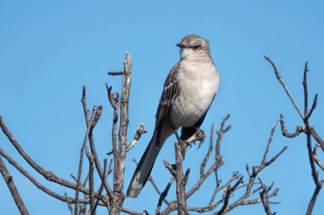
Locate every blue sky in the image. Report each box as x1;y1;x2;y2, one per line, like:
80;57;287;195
1;1;323;214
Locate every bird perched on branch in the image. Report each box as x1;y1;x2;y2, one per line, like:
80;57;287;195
127;34;220;197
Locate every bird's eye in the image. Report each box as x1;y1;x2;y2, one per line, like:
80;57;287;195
192;45;200;50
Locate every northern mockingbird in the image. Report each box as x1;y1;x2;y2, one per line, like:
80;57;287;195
127;34;219;197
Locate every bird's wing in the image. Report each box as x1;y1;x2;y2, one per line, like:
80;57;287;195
154;63;179;145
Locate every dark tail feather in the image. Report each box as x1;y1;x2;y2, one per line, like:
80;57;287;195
127;119;174;197
127;138;159;197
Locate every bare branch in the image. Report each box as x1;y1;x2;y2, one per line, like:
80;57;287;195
307;178;323;215
216;176;244;215
185;115;230;200
0;156;29;215
307;94;318;120
313;144;324;171
217;121;285;214
87;106;113;200
65;193;74;215
264;56;304;119
279;114;305;138
163;160;176;177
216;114;231;167
174;142;187;215
305;125;323;214
127;123;147;152
148;174;171;206
303;61;309;116
108;71;124;76
259;179;277;215
301;60;323;214
262;121;278;164
88;153;95;214
75;89;95;214
0;148;95;205
106;83;119;157
253;121;287;173
259;121;288;169
110;51;132;214
81;85;90;126
155;177;174;215
200;124;214;176
91;159;108;214
0;117;90;193
310;126;324;151
266;57;323;214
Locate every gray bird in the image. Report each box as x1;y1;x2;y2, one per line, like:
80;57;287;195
127;34;220;197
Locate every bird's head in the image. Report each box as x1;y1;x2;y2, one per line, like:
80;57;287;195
176;34;210;60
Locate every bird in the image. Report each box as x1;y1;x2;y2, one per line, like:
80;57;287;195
127;34;220;198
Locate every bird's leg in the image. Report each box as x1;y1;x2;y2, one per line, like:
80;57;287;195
195;127;205;149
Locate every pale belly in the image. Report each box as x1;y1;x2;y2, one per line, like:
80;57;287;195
170;71;219;128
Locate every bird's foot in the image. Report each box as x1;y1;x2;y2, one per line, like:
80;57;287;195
184;127;205;148
179;128;205;157
195;127;205;149
174;127;206;158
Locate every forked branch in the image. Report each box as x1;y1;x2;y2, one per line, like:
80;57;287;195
265;56;323;215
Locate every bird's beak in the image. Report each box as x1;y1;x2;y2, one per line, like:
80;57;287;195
176;43;183;48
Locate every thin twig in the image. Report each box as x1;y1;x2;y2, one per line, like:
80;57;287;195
155;177;174;215
262;121;278;164
127;123;147;152
91;159;108;214
310;126;324;151
88;153;95;215
200;124;214;176
108;71;124;76
264;56;304;119
106;83;119;157
65;193;74;215
307;94;318;120
303;61;309;117
305;124;322;214
81;85;90;126
75;89;94;214
148;174;171;206
313;144;324;171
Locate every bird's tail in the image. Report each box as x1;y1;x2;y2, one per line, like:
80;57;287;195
127;119;174;198
127;137;160;197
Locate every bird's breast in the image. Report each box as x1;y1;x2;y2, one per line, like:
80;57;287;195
170;61;219;128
